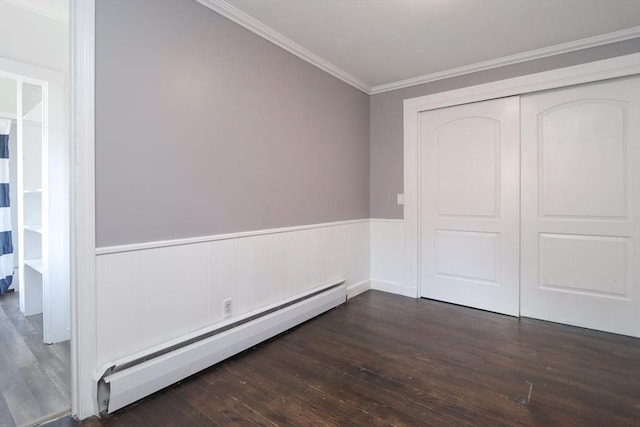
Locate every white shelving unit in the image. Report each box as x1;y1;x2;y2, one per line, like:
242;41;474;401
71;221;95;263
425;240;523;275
24;259;43;274
5;62;69;345
18;83;45;317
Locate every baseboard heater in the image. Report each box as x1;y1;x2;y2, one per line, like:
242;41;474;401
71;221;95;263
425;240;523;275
97;280;346;414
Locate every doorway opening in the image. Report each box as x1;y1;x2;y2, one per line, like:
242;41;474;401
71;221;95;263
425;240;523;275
0;1;71;424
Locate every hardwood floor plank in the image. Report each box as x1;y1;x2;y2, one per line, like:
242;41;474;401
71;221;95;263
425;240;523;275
0;291;71;427
19;364;68;415
278;323;503;426
0;367;46;426
244;338;434;426
1;302;38;338
0;318;38;368
218;347;393;426
175;374;277;426
0;299;8;323
0;389;17;427
168;379;248;426
22;332;72;399
124;389;213;427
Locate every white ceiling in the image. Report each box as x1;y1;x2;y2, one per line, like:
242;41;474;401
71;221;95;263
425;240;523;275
223;0;640;89
2;0;68;23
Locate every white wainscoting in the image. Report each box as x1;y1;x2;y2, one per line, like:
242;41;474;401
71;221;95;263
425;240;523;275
95;219;370;367
370;219;415;298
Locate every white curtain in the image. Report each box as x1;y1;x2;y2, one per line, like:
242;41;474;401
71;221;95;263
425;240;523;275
0;118;14;294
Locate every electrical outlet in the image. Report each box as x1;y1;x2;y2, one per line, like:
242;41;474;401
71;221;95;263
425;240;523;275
397;193;405;205
223;298;233;318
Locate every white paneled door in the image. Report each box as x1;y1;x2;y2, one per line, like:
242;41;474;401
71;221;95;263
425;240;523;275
419;97;520;316
521;76;640;337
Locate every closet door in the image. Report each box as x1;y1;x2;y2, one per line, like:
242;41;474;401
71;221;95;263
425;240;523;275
419;97;520;316
521;76;640;337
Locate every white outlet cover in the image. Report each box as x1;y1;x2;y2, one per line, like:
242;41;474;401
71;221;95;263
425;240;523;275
223;298;233;318
397;194;404;205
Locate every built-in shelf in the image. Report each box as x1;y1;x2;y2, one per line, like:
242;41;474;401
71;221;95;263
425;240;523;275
24;225;42;234
23;101;42;123
24;259;43;275
20;83;45;318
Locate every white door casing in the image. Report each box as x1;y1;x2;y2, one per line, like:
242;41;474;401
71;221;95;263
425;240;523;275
419;97;520;316
520;76;640;337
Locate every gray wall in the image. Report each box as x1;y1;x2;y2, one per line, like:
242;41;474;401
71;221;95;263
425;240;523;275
370;38;640;219
96;0;370;247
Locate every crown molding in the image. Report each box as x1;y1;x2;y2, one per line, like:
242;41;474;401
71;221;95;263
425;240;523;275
371;26;640;94
192;1;639;97
195;0;371;94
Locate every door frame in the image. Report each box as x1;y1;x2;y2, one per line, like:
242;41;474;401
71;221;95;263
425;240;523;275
0;59;68;343
403;53;640;298
70;0;97;419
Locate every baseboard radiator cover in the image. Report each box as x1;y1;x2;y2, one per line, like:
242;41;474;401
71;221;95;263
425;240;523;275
97;281;346;414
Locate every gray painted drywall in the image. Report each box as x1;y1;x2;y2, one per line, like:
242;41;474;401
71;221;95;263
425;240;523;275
370;38;640;219
95;0;370;247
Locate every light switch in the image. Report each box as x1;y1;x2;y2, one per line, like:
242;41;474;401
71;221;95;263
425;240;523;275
397;193;404;205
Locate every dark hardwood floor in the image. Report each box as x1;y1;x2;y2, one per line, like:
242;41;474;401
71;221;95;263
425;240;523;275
0;290;71;427
50;290;639;426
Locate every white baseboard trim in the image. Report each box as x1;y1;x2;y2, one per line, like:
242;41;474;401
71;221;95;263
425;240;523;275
346;280;370;299
370;280;418;298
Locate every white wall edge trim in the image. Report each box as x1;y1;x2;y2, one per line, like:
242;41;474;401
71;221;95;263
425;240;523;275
403;53;640;297
70;0;97;419
194;0;370;94
96;219;370;255
370;280;418;298
346;280;371;299
372;26;640;94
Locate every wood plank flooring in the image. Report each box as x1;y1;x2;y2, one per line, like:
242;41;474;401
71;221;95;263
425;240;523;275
0;291;71;427
50;290;639;426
